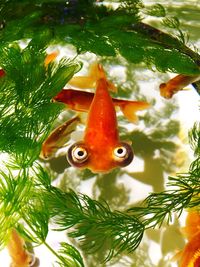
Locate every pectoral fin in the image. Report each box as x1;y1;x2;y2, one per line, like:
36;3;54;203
40;115;80;159
171;250;183;262
120;101;150;123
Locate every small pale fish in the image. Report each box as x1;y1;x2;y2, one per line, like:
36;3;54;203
7;229;38;267
41;115;80;159
159;74;200;99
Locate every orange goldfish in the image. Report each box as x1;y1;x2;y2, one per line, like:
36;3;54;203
44;51;59;67
7;229;38;267
42;63;150;172
159;74;200;99
174;211;200;267
66;67;134;172
53;89;150;123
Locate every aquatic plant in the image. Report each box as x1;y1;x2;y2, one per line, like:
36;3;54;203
0;0;199;266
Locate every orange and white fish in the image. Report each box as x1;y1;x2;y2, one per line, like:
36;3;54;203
159;74;200;99
174;211;200;267
7;229;38;267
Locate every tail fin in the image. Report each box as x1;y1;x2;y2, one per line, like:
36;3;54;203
120;101;150;124
68;63;117;92
68;76;96;89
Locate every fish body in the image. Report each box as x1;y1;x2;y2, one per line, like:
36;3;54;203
182;211;200;240
54;89;150;123
159;74;200;99
41;115;80;159
66;64;134;173
175;211;200;267
179;231;200;267
42;63;150;172
7;229;35;267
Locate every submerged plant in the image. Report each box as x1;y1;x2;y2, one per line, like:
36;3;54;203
0;0;199;266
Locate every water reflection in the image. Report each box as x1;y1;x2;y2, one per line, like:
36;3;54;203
93;169;130;210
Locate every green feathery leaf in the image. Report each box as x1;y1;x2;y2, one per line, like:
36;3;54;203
189;122;200;156
0;39;81;167
56;242;84;267
43;186;144;262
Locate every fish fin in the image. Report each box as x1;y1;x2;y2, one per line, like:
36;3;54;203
7;229;32;266
180;226;188;237
95;63;117;92
181;87;191;91
40;115;80;159
78;112;87;124
88;63;99;80
120;101;150;124
171;250;183;262
0;69;5;77
107;80;117;92
68;63;117;92
44;51;59;67
68;63;99;89
68;76;96;89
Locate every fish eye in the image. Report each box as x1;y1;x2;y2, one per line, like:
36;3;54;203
113;142;134;167
27;254;37;267
113;147;127;158
72;147;88;161
67;142;89;167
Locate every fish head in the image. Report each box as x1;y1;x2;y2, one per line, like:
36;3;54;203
67;140;133;173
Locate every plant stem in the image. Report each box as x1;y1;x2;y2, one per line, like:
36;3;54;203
21;217;65;265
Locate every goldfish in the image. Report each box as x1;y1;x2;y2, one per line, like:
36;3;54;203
53;89;150;124
66;65;134;172
44;51;59;67
159;74;200;99
174;211;200;267
42;63;149;172
7;229;38;267
68;62;117;92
